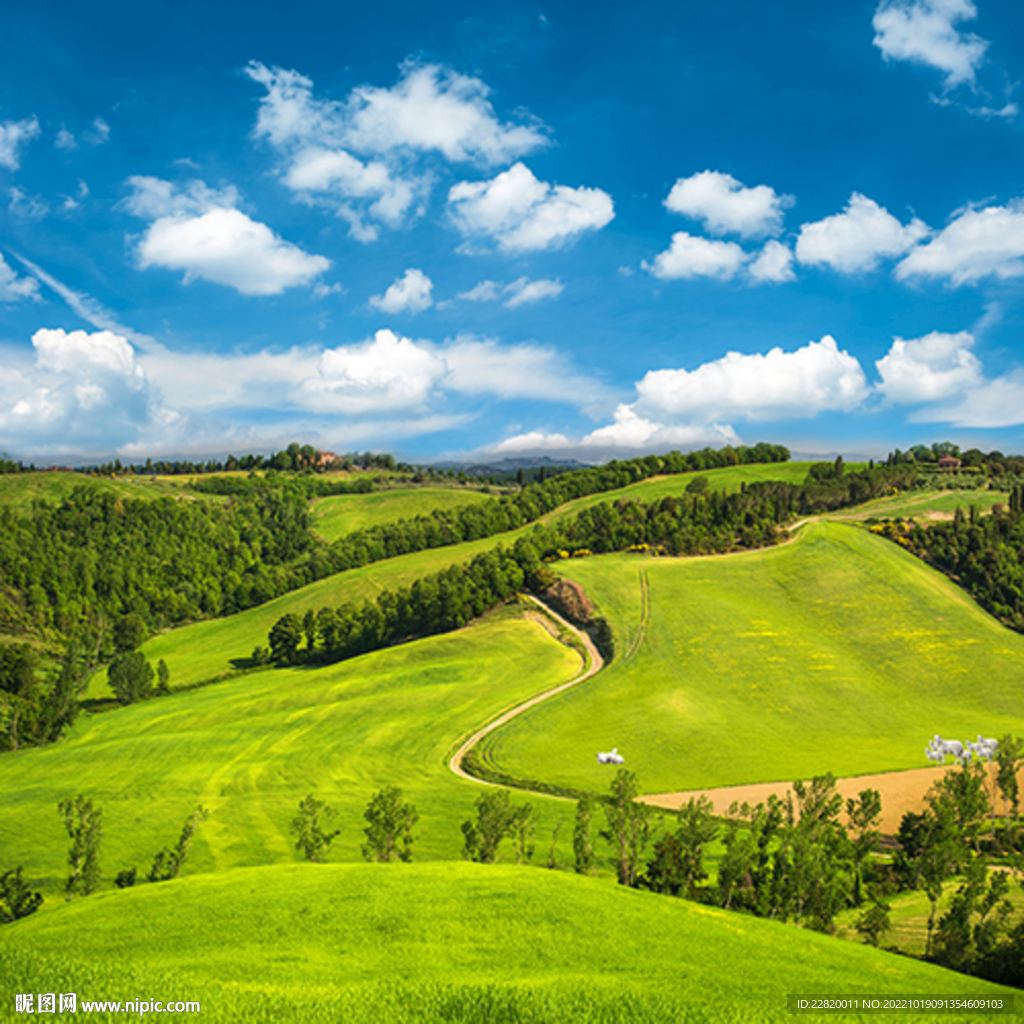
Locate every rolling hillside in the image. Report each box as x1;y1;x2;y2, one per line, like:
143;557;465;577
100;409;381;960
1;863;1015;1023
481;520;1024;794
5;612;580;886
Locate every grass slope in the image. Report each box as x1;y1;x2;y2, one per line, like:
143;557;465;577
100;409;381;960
482;521;1024;794
541;460;826;525
5;613;580;892
0;471;208;508
100;460;813;696
1;862;1014;1023
310;485;491;542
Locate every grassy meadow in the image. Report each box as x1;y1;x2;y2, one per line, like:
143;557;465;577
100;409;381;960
1;862;1016;1023
5;612;581;890
481;520;1024;794
0;470;204;508
310;485;492;542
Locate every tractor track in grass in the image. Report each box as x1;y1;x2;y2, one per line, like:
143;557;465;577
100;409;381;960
449;595;603;789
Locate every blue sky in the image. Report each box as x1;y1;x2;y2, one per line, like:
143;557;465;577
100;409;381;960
3;0;1024;463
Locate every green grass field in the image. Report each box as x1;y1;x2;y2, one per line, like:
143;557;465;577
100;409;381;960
833;874;1024;957
830;488;1007;522
1;862;1015;1023
0;471;205;508
541;460;827;524
5;611;581;890
481;521;1024;795
310;485;492;542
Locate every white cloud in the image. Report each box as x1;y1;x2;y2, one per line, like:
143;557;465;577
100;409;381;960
456;280;502;303
453;276;564;308
0;116;40;170
873;328;1024;426
873;0;988;88
8;187;48;219
748;240;795;283
282;146;416;241
294;329;447;414
0;254;40;302
369;268;434;314
635;336;870;422
895;199;1024;284
643;232;748;280
796;193;930;273
441;336;608;404
493;415;740;457
55;128;77;151
664;170;793;238
246;61;546;242
86;118;110;145
875;330;981;402
0;329;162;452
343;63;546;164
447;162;614;253
125;177;330;296
503;277;564;308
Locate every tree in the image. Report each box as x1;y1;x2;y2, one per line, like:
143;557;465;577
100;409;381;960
362;786;418;862
58;795;102;898
573;797;596;875
934;857;1014;971
290;795;340;863
156;659;170;695
269;613;304;665
113;613;147;653
601;769;655;887
846;788;882;906
929;762;989;855
462;789;517;864
509;802;536;865
0;867;43;923
107;651;155;705
854;892;892;947
149;806;209;881
995;735;1022;841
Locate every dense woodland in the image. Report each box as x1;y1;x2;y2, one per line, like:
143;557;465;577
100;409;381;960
881;485;1024;632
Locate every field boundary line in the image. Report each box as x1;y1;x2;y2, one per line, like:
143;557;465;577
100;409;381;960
624;568;650;662
448;595;604;793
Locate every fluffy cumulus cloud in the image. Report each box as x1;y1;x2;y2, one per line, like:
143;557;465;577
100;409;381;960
0;329;167;453
369;268;434;314
490;337;870;459
448;162;614;253
124;176;330;295
0;254;40;302
796;193;930;273
246;61;546;241
748;240;796;283
294;329;447;414
664;171;793;239
0;116;40;170
875;330;981;402
644;232;748;280
635;336;869;422
874;329;1024;426
895;199;1024;285
873;0;988;88
453;276;563;308
441;336;609;404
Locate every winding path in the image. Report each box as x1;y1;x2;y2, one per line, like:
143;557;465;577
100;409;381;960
448;595;604;787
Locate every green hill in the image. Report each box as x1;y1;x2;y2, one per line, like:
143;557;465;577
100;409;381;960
481;520;1024;794
1;862;1014;1023
310;485;492;542
5;612;580;886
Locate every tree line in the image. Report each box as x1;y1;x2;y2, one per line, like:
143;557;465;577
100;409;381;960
264;462;920;669
888;485;1024;632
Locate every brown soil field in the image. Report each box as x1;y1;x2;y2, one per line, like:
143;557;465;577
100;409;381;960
641;762;1024;834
